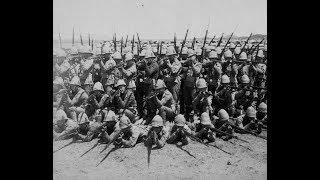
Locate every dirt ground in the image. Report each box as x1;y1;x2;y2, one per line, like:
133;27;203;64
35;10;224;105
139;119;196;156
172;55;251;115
53;130;267;180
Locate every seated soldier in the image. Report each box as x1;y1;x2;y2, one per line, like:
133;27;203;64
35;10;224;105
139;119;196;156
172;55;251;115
167;114;193;146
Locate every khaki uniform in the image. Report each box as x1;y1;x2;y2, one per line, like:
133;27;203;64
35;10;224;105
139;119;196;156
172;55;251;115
167;124;193;145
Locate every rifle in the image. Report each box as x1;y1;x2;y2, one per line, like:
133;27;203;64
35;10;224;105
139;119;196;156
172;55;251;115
157;41;160;55
159;41;163;55
208;35;216;46
239;33;252;56
225;120;267;140
200;29;208;60
88;34;90;46
59;33;62;48
132;35;135;52
173;33;178;53
113;33;117;52
80;34;83;45
205;125;249;143
249;38;265;55
179;29;189;58
191;37;196;50
137;33;141;53
216;33;224;47
125;35;128;47
120;37;123;55
219;32;234;60
91;39;94;51
180;128;233;155
72;27;75;45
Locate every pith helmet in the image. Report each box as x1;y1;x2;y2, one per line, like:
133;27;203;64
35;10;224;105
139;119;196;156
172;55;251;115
215;47;222;54
112;51;122;60
56;48;67;57
257;50;264;58
187;49;196;57
119;115;131;129
53;76;64;86
218;109;229;121
115;79;126;87
155;79;166;89
200;112;211;125
181;47;188;55
70;76;81;86
151;115;164;127
221;75;230;84
166;46;177;56
239;52;247;60
241;75;250;84
208;50;218;59
84;74;94;85
104;110;116;122
196;78;207;89
224;49;232;58
93;82;104;92
246;106;256;118
229;43;236;49
145;50;156;59
125;52;134;61
234;47;241;54
258;102;267;113
127;80;136;89
175;114;186;127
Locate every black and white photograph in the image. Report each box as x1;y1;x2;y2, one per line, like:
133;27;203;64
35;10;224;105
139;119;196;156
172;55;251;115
53;0;267;179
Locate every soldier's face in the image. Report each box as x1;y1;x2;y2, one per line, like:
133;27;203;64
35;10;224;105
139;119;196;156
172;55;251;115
84;85;92;94
119;86;126;93
190;55;196;61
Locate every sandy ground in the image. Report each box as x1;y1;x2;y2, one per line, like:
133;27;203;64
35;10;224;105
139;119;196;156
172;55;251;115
53;130;267;180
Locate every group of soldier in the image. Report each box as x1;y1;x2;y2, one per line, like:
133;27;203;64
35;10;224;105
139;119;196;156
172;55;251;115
53;35;267;153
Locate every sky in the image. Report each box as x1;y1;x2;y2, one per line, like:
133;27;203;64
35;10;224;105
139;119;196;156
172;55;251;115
53;0;266;40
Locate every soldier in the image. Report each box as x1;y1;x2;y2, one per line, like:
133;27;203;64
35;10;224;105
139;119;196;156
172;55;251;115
151;79;176;123
191;112;216;143
82;73;93;95
66;76;89;109
233;75;256;117
192;78;214;117
214;75;233;115
202;50;222;94
213;109;234;141
180;49;198;120
167;114;193;146
113;79;137;123
163;46;182;105
110;115;146;148
85;82;105;118
121;52;137;84
53;76;65;94
144;115;169;148
256;102;267;125
68;106;90;137
53;106;79;141
235;106;262;134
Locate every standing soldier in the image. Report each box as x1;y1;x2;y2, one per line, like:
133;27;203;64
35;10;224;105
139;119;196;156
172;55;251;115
192;78;214;118
233;75;256;117
214;75;233;115
202;50;222;94
163;46;182;106
121;52;137;84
